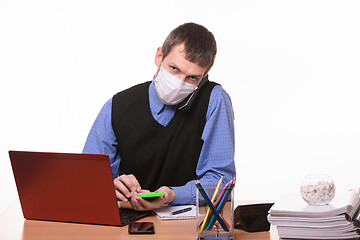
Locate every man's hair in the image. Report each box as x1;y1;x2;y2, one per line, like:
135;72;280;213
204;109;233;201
161;22;217;74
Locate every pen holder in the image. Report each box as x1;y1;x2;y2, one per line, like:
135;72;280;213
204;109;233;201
196;184;234;240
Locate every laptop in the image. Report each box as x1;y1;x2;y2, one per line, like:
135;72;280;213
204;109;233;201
8;150;151;226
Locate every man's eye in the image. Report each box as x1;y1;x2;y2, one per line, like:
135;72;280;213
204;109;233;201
189;76;197;81
170;66;178;72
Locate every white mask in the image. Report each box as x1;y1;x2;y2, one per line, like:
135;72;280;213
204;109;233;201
154;67;197;105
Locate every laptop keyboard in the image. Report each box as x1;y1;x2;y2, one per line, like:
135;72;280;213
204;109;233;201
118;208;152;225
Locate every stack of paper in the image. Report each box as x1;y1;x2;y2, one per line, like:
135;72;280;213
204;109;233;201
268;188;360;239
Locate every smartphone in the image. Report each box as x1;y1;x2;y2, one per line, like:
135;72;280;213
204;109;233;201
128;222;155;234
137;192;165;202
178;75;209;112
137;192;165;198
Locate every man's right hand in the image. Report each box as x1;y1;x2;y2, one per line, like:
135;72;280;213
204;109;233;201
114;174;141;202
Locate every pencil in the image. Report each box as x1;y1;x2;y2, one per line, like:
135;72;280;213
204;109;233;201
205;178;236;231
199;176;223;234
205;181;233;231
194;180;229;232
202;180;230;230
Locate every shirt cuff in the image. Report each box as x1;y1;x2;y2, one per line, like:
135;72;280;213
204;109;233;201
169;182;196;205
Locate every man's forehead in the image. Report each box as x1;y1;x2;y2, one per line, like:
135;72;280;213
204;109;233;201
164;44;207;76
176;44;186;55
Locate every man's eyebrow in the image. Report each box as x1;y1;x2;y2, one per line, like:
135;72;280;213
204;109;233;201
168;62;180;69
188;72;204;78
168;62;203;77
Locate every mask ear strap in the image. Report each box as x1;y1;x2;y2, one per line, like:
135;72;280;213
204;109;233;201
154;62;164;79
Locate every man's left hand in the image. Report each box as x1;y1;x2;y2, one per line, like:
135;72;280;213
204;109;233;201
129;186;175;211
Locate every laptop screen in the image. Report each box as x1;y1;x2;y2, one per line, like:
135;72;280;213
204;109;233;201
9;151;130;226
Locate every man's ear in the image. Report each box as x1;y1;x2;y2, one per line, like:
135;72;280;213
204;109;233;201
155;47;163;68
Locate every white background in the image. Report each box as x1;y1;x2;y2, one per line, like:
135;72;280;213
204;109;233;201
1;0;360;214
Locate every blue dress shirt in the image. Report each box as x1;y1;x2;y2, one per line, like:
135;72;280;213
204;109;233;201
83;81;236;205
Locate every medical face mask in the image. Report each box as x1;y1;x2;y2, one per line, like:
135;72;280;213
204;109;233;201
154;67;197;105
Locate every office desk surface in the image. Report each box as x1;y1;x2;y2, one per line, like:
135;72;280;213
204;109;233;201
0;201;280;240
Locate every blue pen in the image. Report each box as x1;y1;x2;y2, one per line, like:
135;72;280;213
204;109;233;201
195;180;229;232
170;207;192;215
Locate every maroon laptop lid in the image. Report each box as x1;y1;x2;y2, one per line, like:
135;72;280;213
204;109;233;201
9;151;123;226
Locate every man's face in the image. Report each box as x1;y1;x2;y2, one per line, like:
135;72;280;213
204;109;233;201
155;43;207;86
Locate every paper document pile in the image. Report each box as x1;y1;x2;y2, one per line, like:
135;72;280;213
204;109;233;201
268;188;360;239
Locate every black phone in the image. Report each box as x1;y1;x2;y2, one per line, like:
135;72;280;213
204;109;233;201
178;75;209;112
128;222;155;234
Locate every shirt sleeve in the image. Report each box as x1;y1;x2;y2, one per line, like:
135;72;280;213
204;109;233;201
82;98;121;180
170;85;236;205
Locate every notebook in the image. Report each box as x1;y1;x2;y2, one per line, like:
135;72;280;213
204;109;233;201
8;150;151;226
154;205;196;220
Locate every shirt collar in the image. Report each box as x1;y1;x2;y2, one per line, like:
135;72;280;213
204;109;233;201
149;81;166;114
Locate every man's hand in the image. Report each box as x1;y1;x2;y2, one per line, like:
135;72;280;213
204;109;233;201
129;186;175;211
114;174;141;202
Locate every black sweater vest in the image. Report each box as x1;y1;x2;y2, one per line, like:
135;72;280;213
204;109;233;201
111;81;217;191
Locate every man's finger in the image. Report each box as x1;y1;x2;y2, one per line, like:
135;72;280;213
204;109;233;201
126;174;141;192
118;174;140;193
114;177;132;198
115;189;128;202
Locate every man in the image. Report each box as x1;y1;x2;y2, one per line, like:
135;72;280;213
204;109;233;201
83;22;235;211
